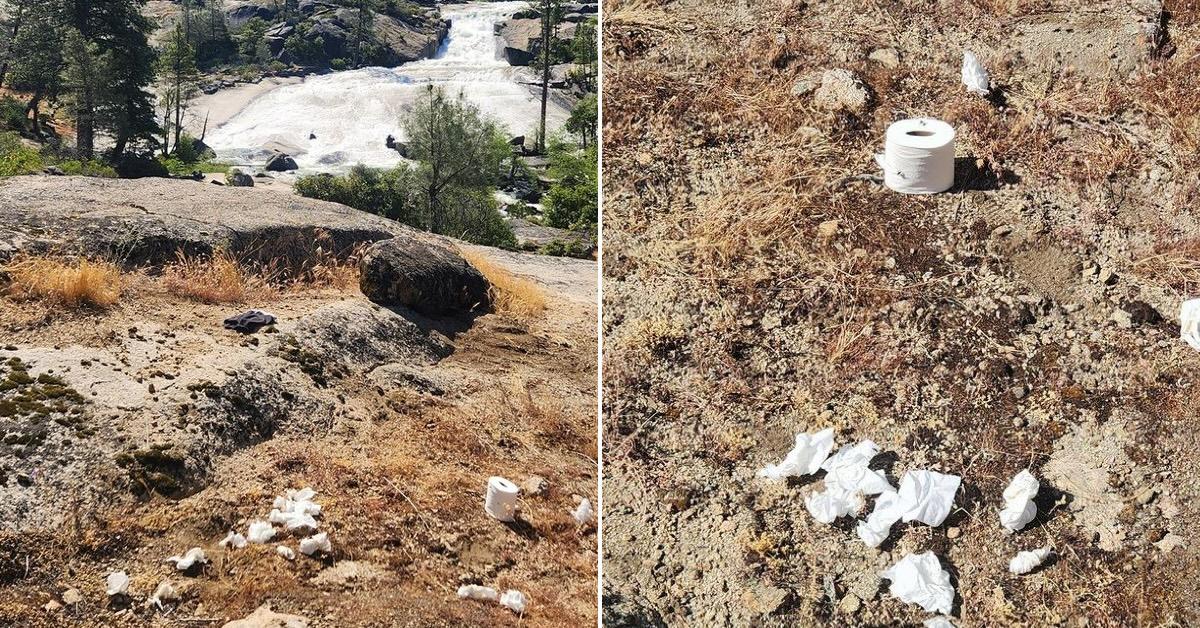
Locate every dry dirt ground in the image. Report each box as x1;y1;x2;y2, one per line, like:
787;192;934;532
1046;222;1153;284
0;249;597;626
603;0;1200;626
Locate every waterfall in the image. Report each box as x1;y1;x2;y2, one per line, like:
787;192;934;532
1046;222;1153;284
206;2;567;173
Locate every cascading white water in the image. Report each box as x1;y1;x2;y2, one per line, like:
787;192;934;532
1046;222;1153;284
206;2;568;172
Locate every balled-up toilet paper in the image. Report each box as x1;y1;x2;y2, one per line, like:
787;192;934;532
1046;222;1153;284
757;428;835;480
881;551;955;615
961;51;990;96
1009;546;1053;575
1000;470;1040;533
897;470;961;526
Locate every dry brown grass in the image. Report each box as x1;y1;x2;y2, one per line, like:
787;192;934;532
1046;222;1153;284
161;250;277;304
461;250;548;319
1;256;122;309
1133;238;1200;294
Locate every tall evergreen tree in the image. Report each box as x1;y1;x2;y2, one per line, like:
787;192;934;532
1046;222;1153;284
532;0;564;153
61;28;105;158
6;1;64;135
98;0;161;158
157;23;200;155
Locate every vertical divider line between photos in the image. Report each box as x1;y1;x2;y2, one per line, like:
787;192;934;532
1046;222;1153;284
595;0;606;624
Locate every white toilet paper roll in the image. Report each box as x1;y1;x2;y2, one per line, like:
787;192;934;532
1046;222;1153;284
876;118;956;194
484;476;520;522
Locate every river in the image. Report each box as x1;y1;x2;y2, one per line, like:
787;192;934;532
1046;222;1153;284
203;1;569;174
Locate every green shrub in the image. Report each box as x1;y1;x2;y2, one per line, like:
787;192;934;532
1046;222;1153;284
55;160;117;178
538;238;593;259
0;97;27;133
542;141;598;230
0;132;44;176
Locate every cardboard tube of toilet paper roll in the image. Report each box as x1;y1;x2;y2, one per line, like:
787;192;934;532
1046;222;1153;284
880;118;956;194
485;476;520;522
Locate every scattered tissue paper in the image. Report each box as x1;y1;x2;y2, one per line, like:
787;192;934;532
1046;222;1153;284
572;498;595;525
757;428;835;480
270;508;318;533
274;488;322;516
1009;546;1053;575
299;532;332;556
150;580;179;610
276;546;296;561
499;589;527;614
822;440;894;496
961;50;990;96
806;487;866;524
897;470;961;526
219;531;247;549
247;520;276;544
924;617;957;628
105;571;130;596
457;585;500;602
857;490;904;547
1181;299;1200;350
1000;470;1040;533
165;547;207;571
881;551;955;615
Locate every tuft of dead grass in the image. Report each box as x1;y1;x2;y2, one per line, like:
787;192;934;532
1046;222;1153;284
461;250;547;319
2;256;122;309
161;250;277;304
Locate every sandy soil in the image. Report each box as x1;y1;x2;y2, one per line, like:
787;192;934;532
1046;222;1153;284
602;0;1200;626
0;250;598;626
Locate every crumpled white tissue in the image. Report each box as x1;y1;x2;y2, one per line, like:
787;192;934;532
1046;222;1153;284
165;547;207;571
1009;546;1053;575
273;488;322;516
924;617;957;628
276;545;296;561
105;571;130;596
897;470;961;526
1000;470;1040;533
962;50;990;96
150;580;179;610
881;551;955;615
1181;299;1200;350
220;531;247;549
270;508;318;532
457;585;500;602
757;428;835;480
299;532;331;556
857;490;904;547
823;440;894;496
499;589;527;614
805;487;866;524
572;498;594;525
247;520;276;544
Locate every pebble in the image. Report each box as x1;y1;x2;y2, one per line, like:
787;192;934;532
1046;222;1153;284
947;527;961;540
839;594;862;614
1135;486;1158;506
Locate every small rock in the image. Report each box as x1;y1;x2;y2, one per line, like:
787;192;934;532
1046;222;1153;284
1135;486;1158;506
1111;309;1133;329
1012;385;1028;400
816;220;841;242
44;600;63;612
813;69;871;112
62;589;82;605
947;527;961;540
868;48;900;68
1098;268;1117;285
521;475;548;497
663;487;691;512
839;593;862;614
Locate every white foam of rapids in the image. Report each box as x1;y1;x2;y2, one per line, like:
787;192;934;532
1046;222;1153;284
206;2;569;173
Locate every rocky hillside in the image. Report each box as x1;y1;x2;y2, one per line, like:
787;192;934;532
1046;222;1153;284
497;1;598;67
0;176;597;626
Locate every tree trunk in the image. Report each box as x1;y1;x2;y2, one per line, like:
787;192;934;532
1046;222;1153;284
538;1;551;154
25;92;41;136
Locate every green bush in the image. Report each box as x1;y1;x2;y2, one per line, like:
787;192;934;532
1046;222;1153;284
538;238;593;259
55;160;117;178
542;141;598;230
0;132;44;176
295;164;517;249
0;97;27;133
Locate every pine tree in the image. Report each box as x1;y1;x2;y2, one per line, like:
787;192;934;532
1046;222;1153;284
157;23;200;155
6;1;64;135
61;29;106;158
98;0;161;158
532;0;564;153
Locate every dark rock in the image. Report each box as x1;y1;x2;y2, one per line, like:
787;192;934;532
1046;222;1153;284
44;166;64;176
228;170;255;187
359;234;491;316
265;152;299;172
1122;300;1163;326
226;3;277;28
114;155;169;179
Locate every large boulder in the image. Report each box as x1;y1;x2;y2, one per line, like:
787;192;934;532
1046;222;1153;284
0;176;408;267
265;152;299;172
359;235;491;316
227;169;255;187
226;3;278;29
497;18;577;66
